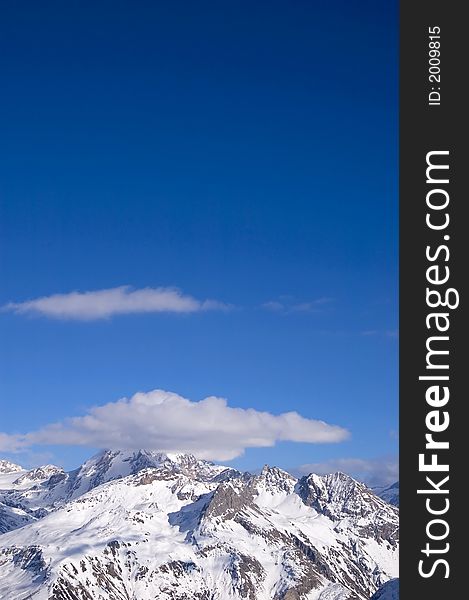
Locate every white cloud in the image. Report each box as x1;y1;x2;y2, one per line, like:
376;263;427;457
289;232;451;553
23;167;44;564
292;456;398;487
261;297;333;315
3;286;230;320
0;390;349;461
261;301;285;312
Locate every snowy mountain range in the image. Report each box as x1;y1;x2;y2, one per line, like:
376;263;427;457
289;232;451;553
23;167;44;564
0;450;399;600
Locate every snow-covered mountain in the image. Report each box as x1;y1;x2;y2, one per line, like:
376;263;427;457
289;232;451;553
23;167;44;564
0;451;399;600
12;464;64;486
373;482;399;508
0;460;23;474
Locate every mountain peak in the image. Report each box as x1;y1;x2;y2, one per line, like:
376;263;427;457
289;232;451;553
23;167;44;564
0;459;23;474
256;465;297;494
55;449;235;502
93;448;200;466
13;465;64;485
297;471;396;522
259;464;291;476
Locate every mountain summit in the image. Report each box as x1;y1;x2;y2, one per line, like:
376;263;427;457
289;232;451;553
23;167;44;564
0;459;23;474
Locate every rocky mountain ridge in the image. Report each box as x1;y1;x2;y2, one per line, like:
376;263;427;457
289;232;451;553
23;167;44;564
0;450;399;600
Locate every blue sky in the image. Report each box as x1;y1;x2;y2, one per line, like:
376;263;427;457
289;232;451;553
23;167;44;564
0;1;398;484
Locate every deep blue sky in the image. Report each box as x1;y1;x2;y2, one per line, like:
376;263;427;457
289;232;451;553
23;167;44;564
0;1;398;476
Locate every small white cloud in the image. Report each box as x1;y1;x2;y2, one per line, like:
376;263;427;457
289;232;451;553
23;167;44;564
3;286;230;321
0;390;349;461
261;301;285;312
261;297;333;315
292;456;398;487
290;302;322;313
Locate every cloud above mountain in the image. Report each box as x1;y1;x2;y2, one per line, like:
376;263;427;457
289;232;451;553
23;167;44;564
0;390;349;461
3;286;230;320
